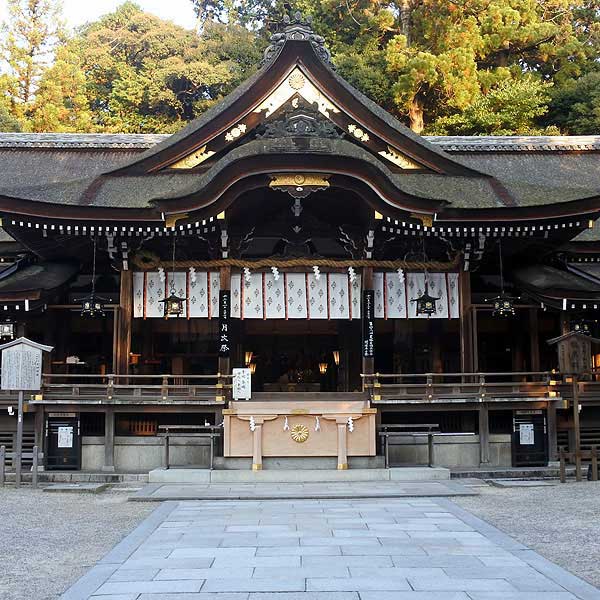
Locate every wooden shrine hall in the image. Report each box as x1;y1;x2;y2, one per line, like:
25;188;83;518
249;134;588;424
1;13;600;473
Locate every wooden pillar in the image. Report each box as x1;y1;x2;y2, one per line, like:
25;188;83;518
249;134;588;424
34;408;44;452
529;308;540;372
479;404;490;465
102;408;115;472
362;267;375;379
336;419;348;470
431;321;443;373
560;311;570;335
252;423;263;471
472;308;479;373
547;401;558;462
573;376;582;481
459;271;473;373
115;270;133;376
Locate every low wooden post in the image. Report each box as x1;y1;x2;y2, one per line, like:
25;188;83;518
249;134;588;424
32;445;39;489
428;433;435;467
559;447;566;483
591;446;598;482
164;429;170;469
0;445;5;486
573;376;582;482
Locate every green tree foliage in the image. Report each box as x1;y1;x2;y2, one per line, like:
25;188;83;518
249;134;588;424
429;78;559;135
384;0;600;133
191;0;286;31
545;71;600;134
1;0;599;134
0;96;21;131
1;0;64;124
73;2;262;132
29;43;94;132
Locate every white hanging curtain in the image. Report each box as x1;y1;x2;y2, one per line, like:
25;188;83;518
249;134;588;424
375;272;459;319
132;270;458;319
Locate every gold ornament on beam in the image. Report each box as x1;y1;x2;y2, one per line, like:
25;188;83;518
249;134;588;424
348;124;370;142
225;123;247;142
170;146;215;169
269;173;330;199
410;213;434;228
290;424;310;443
378;146;422;170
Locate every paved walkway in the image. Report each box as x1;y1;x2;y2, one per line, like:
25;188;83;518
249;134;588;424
61;497;600;599
132;480;474;501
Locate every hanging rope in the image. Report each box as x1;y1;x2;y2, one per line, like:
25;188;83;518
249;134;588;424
135;256;460;271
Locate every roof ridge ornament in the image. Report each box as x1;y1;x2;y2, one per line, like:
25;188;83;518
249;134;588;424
262;11;332;67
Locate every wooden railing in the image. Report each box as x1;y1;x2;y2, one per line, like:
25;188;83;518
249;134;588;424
0;373;233;405
362;371;556;404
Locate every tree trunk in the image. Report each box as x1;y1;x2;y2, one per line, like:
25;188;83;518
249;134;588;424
400;0;412;45
408;95;424;134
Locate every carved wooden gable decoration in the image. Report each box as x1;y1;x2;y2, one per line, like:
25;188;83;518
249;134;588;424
117;13;477;179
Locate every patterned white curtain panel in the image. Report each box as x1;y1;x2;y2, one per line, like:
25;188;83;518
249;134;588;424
374;272;459;319
133;271;459;319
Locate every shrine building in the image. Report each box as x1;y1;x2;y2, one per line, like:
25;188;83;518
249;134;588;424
1;13;600;474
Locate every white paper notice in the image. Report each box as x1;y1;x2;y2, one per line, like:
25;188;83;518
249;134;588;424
57;426;73;448
233;368;252;400
519;423;534;445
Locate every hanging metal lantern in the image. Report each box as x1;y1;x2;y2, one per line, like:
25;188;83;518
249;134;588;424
490;292;517;318
81;237;107;317
487;239;517;318
80;294;106;317
160;292;186;318
572;319;591;336
160;238;187;318
0;319;15;340
319;362;328;375
412;280;440;316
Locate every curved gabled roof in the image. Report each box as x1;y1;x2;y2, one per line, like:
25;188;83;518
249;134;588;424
0;17;598;229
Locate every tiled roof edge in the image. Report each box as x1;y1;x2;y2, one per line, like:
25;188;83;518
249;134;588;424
0;132;599;151
425;135;600;152
0;133;170;149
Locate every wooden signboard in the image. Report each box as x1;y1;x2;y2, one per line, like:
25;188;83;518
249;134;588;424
0;338;53;391
0;337;53;488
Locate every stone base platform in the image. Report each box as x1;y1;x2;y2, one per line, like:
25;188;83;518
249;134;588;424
214;455;385;470
148;466;450;484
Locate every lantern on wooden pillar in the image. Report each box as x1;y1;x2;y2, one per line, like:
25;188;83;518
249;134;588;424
80;237;107;317
248;362;257;374
245;351;254;366
160;238;187;318
332;350;340;366
319;361;328;375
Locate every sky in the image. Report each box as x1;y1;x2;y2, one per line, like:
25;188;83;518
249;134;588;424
0;0;198;31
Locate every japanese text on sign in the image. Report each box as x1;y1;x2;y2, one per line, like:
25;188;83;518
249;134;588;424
362;289;375;358
218;290;231;358
233;368;252;400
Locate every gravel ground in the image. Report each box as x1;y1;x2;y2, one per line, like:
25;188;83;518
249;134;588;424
0;487;153;600
455;480;600;588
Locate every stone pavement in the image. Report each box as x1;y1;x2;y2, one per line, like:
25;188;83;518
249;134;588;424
60;496;600;599
131;480;473;501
